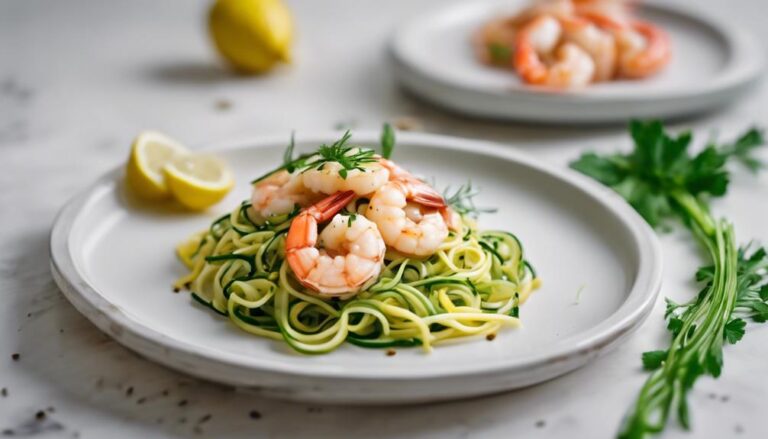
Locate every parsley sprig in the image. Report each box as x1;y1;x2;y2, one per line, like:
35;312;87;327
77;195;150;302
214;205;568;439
571;120;767;438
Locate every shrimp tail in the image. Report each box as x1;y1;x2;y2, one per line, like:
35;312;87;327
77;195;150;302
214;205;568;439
305;190;356;222
286;190;355;252
411;184;447;209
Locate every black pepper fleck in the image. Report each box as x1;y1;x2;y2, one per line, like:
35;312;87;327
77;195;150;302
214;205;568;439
178;399;188;407
215;99;233;111
11;354;19;361
1;388;6;397
535;420;546;428
198;414;212;424
386;349;396;357
486;333;497;341
35;410;46;420
249;410;261;420
173;287;180;293
125;386;134;397
137;397;147;404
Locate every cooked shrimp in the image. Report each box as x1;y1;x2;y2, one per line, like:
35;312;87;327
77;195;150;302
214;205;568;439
301;148;390;196
615;20;670;78
286;191;386;296
560;15;616;81
514;15;596;88
582;12;670;79
573;0;632;22
366;179;450;257
250;170;316;220
378;158;462;233
474;0;575;66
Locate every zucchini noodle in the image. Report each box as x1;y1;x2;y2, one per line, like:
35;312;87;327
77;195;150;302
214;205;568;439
175;198;541;354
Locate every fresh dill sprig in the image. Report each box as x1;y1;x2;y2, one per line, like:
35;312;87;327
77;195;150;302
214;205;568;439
251;130;378;183
300;130;378;179
444;182;497;218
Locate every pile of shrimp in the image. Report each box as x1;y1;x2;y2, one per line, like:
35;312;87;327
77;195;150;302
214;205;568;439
252;149;460;297
475;0;671;88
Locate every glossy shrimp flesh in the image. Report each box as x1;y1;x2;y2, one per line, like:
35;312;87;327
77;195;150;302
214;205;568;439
474;0;575;66
560;15;616;82
514;15;596;88
301;148;390;196
615;20;670;78
366;160;452;257
366;181;449;257
286;191;386;296
580;11;670;79
250;170;316;220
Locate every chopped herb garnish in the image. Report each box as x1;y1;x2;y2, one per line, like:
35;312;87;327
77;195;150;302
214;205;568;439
347;214;357;227
571;120;768;439
299;130;377;179
488;43;512;65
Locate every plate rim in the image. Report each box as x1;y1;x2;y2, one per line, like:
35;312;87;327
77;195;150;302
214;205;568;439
389;0;765;121
50;131;663;382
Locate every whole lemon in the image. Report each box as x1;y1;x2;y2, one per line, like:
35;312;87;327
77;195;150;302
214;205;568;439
208;0;293;74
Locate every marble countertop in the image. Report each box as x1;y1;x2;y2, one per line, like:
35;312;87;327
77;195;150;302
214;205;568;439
1;0;767;437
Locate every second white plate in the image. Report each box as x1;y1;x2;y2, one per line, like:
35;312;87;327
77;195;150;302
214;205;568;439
390;0;764;123
51;131;662;404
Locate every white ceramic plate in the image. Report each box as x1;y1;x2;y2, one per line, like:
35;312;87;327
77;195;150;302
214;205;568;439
390;0;764;123
50;132;662;404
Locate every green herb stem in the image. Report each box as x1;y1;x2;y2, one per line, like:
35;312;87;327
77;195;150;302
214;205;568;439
571;120;768;439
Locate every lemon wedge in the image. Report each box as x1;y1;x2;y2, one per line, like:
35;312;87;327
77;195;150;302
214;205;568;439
126;131;189;200
163;154;234;210
208;0;294;74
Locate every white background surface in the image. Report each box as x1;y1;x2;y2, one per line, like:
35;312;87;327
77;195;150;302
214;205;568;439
1;0;767;438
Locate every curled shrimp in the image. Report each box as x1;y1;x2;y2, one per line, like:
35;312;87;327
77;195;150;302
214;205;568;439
379;158;461;230
514;14;596;88
616;20;670;79
250;170;317;220
301;148;390;196
286;191;386;296
366;181;449;257
560;15;617;82
366;159;459;257
474;0;575;67
581;12;670;79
